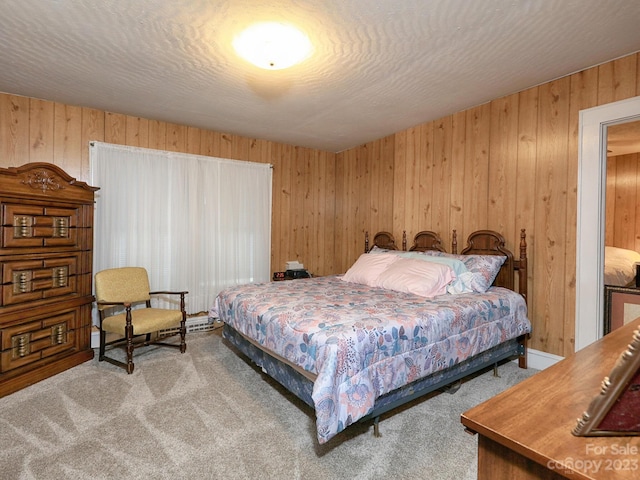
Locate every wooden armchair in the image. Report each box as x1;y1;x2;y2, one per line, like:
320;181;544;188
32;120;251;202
94;267;187;374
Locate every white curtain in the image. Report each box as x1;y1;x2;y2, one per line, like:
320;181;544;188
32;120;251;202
89;142;272;316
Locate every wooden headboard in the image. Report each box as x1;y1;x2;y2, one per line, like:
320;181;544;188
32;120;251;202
407;231;447;252
365;231;407;252
364;230;445;253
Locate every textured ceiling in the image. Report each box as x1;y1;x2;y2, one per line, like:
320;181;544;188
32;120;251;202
1;0;639;153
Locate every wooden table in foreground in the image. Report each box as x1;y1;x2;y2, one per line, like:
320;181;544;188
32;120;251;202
461;319;640;480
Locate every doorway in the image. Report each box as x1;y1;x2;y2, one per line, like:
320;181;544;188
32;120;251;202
576;95;640;351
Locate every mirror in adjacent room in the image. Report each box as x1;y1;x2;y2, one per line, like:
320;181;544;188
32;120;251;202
603;120;640;333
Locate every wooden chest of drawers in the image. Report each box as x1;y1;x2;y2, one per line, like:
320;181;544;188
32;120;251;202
0;163;98;397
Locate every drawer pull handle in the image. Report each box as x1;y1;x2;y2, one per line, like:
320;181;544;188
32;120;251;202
13;215;33;238
12;271;32;293
12;334;30;358
52;217;69;238
51;323;66;344
52;266;69;288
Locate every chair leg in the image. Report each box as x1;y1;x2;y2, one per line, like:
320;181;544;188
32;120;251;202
179;293;187;354
99;329;106;361
179;317;187;353
125;318;135;374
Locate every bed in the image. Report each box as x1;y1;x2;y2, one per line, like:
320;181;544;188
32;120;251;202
213;229;531;444
604;245;640;287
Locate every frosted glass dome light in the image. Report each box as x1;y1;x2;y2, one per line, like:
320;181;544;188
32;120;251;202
233;22;313;70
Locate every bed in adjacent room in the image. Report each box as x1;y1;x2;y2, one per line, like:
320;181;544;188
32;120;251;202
213;229;531;444
604;245;640;287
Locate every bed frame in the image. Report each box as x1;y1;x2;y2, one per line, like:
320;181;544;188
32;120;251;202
365;230;447;253
223;228;529;440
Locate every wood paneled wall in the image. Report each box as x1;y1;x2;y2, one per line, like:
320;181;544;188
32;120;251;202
606;152;640;251
1;52;639;358
0;95;337;278
336;52;640;357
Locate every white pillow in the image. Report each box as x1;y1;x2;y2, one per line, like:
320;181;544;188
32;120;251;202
400;251;472;293
374;257;455;297
604;246;640;285
341;253;400;286
424;251;506;293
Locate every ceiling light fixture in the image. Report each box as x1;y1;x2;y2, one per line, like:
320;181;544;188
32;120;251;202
233;22;312;70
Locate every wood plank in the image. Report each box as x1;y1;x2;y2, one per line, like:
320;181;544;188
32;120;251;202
380;135;395;236
292;146;305;264
597;55;637;104
53;103;82;179
393;130;407;240
229;133;250;160
166;122;187;152
613;154;638;248
104;112;127;145
368;138;383;234
29;98;55;163
334;150;347;270
309;149;321;274
80;107;105;180
356;144;369;257
534;77;570;355
0;94;30;167
463;104;490;232
148;119;167;150
450;111;466;241
488;95;519;239
432;117;452;239
417;122;434;234
185;126;201;155
404;126;418;235
125;115;149;148
605;158;617;246
323;149;337;274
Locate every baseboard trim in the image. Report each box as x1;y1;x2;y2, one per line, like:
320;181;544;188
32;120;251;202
526;348;563;370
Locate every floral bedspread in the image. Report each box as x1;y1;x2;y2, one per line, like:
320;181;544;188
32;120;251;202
213;275;531;444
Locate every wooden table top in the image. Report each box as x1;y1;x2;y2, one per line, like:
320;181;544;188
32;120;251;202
461;319;640;480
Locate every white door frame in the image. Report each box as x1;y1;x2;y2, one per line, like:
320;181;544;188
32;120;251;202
575;95;640;351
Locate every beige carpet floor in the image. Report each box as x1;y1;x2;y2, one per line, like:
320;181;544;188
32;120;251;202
0;327;538;479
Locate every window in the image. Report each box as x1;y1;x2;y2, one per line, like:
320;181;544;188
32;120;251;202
90;142;272;315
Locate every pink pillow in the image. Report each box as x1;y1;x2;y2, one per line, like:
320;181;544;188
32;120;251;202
375;258;455;297
341;253;399;286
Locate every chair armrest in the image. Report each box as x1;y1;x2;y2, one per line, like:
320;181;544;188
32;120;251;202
149;291;189;296
96;301;133;307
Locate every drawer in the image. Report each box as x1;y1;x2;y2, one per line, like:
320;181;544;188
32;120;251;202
1;203;81;249
1;256;79;306
0;311;78;372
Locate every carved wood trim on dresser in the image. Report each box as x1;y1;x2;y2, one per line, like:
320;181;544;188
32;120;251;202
0;163;99;397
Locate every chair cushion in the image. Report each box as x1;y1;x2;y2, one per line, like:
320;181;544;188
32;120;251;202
102;308;183;335
95;267;151;304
